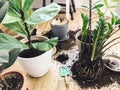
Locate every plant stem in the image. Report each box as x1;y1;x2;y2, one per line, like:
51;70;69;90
20;10;32;48
91;25;101;61
88;0;92;53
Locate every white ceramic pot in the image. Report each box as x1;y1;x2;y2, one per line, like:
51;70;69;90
17;36;53;77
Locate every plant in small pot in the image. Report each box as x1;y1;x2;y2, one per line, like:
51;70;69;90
51;17;69;41
71;0;120;84
0;0;61;77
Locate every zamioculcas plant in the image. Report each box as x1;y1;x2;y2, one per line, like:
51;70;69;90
71;0;120;82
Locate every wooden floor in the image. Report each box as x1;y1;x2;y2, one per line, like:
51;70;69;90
2;8;120;90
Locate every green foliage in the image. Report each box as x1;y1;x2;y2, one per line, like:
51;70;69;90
0;33;28;51
0;48;20;70
0;0;60;53
2;48;20;69
0;1;9;23
32;37;58;51
0;50;9;64
115;19;120;24
2;1;61;37
112;0;120;2
81;13;89;42
103;0;119;8
92;4;104;10
25;3;61;24
80;0;120;61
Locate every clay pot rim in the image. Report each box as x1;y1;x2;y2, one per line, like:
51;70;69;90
1;70;28;90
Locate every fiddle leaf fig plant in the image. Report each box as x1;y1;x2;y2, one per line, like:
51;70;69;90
0;0;61;52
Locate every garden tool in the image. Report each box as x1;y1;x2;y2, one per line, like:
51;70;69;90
59;66;71;86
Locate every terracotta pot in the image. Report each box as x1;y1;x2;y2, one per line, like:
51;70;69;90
1;71;27;90
17;36;54;77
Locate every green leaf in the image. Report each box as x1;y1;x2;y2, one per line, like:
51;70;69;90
92;4;104;10
103;0;109;8
111;12;115;25
2;48;20;69
81;5;89;9
32;37;58;51
0;33;28;51
115;19;120;25
3;21;27;37
45;37;58;46
0;50;9;64
7;0;21;18
111;0;120;2
22;0;34;11
0;1;9;23
81;13;89;41
2;14;20;24
25;2;61;24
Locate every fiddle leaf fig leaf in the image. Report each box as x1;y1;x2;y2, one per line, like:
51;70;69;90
0;1;9;23
0;33;28;51
2;48;20;69
7;0;21;18
2;14;20;24
3;21;28;37
25;2;61;24
22;0;34;11
0;50;9;64
32;37;58;51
